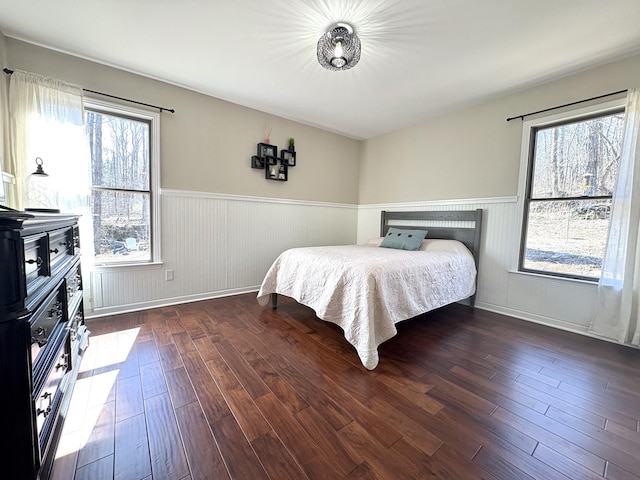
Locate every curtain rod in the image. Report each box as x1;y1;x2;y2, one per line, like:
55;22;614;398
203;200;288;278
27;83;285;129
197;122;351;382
3;67;175;114
506;89;628;122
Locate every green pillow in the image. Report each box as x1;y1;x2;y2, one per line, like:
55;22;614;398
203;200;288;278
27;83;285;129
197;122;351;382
380;228;427;251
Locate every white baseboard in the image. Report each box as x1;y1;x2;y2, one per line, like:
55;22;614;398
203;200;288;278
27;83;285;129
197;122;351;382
474;300;640;350
475;301;589;334
86;286;261;319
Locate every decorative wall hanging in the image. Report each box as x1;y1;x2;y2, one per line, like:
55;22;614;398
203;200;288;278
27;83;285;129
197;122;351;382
251;140;297;182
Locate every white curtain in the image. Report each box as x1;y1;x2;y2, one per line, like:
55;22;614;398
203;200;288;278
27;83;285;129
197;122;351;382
8;69;95;290
589;87;640;345
8;69;90;213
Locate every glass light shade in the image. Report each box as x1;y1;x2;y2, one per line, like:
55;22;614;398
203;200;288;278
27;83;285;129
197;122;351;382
25;157;60;213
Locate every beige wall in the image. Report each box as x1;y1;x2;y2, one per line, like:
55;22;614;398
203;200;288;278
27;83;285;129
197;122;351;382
6;37;639;207
359;53;640;204
5;38;360;204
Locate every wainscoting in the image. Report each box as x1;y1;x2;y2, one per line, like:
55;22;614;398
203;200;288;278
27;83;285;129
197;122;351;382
89;190;358;316
357;197;600;339
90;190;603;348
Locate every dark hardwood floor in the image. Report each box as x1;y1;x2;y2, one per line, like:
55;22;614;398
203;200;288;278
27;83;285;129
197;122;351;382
50;293;640;480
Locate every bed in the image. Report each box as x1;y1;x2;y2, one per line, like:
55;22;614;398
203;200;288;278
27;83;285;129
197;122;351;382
256;209;483;369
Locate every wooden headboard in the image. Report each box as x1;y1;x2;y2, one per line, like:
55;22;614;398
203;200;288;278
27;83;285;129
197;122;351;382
380;209;483;303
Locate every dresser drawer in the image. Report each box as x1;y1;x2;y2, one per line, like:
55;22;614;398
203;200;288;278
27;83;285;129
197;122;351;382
68;308;84;346
65;263;83;316
49;227;76;276
30;283;65;374
33;337;70;455
23;233;49;298
71;225;81;256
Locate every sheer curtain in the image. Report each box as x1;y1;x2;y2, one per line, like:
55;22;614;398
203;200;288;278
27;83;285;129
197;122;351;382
8;69;90;213
589;87;640;345
8;69;94;288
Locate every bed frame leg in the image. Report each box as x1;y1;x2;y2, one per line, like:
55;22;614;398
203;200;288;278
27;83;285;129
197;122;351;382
271;293;278;309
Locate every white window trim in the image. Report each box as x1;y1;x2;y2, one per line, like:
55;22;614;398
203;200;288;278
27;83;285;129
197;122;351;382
84;98;162;269
511;98;626;279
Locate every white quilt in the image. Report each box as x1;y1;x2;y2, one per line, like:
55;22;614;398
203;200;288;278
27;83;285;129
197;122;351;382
256;239;477;370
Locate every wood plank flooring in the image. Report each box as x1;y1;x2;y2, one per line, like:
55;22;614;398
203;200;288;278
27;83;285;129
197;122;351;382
50;293;640;480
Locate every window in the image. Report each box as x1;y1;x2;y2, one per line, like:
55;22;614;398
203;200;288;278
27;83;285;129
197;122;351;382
84;100;161;265
518;101;625;280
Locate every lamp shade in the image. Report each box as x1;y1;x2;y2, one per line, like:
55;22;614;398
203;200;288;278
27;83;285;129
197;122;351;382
317;23;361;71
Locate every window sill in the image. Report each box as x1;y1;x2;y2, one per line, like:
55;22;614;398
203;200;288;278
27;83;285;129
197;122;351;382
507;269;598;286
92;261;164;272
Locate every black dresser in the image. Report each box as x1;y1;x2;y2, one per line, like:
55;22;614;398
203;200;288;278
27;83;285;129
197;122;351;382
0;211;88;479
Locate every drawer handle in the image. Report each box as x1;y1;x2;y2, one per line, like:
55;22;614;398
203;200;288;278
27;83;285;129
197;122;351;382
50;248;59;254
37;392;53;418
26;257;43;266
32;326;48;347
48;302;63;318
56;353;70;370
36;406;52;418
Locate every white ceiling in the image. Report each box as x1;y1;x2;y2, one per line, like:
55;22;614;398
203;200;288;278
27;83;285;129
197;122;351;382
1;0;639;139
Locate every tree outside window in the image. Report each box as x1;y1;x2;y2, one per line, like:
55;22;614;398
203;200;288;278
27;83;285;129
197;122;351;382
521;108;624;280
85;102;160;265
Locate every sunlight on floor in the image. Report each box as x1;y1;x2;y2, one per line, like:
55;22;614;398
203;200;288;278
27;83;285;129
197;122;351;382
54;327;140;460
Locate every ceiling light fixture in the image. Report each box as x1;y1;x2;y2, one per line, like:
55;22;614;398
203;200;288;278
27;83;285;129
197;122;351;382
317;22;361;71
